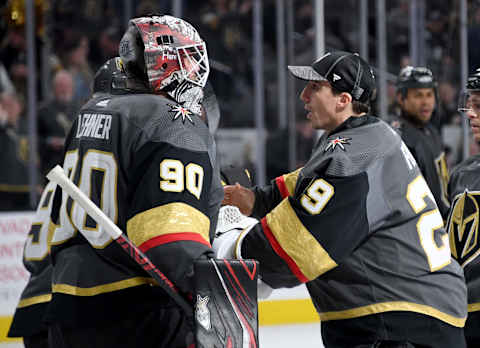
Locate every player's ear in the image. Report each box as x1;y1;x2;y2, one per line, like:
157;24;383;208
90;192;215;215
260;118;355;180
338;92;352;108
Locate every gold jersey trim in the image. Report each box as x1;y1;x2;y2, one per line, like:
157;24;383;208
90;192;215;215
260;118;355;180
52;277;155;296
17;294;52;308
0;184;30;192
265;198;337;280
468;302;480;312
127;202;210;247
318;301;466;327
283;167;302;196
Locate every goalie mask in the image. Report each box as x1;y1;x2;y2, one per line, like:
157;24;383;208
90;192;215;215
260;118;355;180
119;15;210;114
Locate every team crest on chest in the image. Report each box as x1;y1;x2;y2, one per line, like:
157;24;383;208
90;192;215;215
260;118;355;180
167;104;194;124
325;136;351;152
448;189;480;267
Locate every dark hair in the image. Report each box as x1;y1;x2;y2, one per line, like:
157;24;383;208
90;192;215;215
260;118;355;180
330;85;370;114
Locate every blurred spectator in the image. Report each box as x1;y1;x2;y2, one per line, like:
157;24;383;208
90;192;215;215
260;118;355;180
437;80;460;126
0;92;31;211
425;9;449;75
88;26;122;71
266;119;315;180
0;61;15;94
37;70;78;180
387;0;410;70
58;31;94;105
468;5;480;73
0;26;28;97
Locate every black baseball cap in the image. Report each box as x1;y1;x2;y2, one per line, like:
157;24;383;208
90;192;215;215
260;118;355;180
288;51;376;103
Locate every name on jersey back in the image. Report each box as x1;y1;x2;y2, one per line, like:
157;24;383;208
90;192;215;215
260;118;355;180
75;113;112;140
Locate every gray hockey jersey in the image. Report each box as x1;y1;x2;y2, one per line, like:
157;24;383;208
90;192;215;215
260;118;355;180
447;154;480;313
48;93;223;326
243;115;467;327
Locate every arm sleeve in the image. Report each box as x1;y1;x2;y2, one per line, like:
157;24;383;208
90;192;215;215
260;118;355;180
242;170;370;289
251;168;302;219
126;141;215;293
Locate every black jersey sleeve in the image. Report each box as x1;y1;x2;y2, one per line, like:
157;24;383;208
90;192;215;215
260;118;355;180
251;168;302;219
126;141;215;293
243;169;369;288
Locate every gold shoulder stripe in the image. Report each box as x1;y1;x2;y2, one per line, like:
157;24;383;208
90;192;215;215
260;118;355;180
127;202;210;247
52;277;155;296
318;301;466;328
265;198;337;280
283;168;302;196
17;294;52;308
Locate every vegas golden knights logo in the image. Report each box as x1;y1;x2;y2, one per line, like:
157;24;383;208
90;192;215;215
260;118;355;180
448;190;480;267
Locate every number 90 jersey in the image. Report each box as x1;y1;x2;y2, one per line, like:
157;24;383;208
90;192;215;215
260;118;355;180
243;116;467;327
48;93;223;326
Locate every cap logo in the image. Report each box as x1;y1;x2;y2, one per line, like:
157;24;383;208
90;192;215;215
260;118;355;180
333;73;341;82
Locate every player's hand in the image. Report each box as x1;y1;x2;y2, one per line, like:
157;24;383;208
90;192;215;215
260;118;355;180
222;183;255;216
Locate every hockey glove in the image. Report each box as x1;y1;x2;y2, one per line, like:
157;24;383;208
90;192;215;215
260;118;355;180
213;205;273;299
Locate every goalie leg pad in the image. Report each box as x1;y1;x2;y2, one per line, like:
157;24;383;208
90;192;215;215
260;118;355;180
194;259;259;348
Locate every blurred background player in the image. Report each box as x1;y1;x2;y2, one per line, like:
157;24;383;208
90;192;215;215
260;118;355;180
0;91;32;210
447;67;480;347
218;51;467;348
7;56;129;348
46;15;222;348
391;66;450;219
6;181;55;348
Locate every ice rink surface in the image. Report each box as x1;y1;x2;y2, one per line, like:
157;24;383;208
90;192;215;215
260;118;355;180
260;323;325;348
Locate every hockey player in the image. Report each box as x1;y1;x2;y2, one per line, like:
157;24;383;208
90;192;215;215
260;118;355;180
46;15;222;348
217;51;467;348
447;68;480;347
7;57;127;348
7;181;55;348
391;66;450;219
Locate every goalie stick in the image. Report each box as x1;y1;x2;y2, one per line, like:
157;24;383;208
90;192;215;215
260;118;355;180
46;165;193;318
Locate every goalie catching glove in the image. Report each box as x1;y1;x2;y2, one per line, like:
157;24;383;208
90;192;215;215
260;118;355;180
213;205;274;299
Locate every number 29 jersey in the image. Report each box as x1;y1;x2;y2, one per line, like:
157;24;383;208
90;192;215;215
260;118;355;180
48;93;223;326
243;116;467;327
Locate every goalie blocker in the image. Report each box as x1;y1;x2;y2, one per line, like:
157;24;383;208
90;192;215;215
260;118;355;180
195;259;259;348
